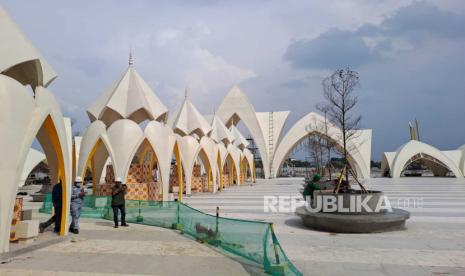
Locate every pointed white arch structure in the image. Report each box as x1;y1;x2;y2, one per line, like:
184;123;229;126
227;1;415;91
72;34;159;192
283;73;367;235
178;136;201;195
0;6;72;253
19;148;47;187
217;86;272;178
382;140;464;178
144;121;177;201
168;96;217;195
106;119;145;180
242;148;255;182
227;144;242;184
272;112;371;179
77;120;117;184
217;85;372;180
459;144;465;174
255;111;290;170
200;136;220;192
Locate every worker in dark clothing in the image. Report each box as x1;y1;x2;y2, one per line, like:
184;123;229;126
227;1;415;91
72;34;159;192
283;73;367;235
39;181;63;233
302;174;321;201
112;177;128;228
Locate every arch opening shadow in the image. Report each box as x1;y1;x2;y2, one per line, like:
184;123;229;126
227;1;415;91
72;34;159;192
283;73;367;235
20;115;68;235
401;153;456;177
223;154;237;187
275;131;362;179
82;138;113;191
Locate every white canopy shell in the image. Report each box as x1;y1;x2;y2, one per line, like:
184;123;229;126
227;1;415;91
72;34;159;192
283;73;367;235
170;97;212;138
230;125;249;149
87;65;168;126
0;6;57;88
208;115;234;145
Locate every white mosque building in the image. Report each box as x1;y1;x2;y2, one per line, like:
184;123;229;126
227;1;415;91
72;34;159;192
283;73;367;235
0;5;372;253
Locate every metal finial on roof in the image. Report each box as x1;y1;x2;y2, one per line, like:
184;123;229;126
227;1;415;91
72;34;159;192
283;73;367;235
184;87;188;99
128;49;134;66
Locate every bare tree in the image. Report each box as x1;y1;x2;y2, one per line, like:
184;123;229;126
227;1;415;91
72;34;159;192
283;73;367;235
322;68;362;181
316;103;335;180
304;117;329;177
305;134;323;175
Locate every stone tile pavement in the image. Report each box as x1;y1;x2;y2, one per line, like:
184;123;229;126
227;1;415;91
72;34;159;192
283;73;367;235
184;177;465;276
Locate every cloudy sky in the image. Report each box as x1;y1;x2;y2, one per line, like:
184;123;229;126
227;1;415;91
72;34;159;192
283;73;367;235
2;0;465;160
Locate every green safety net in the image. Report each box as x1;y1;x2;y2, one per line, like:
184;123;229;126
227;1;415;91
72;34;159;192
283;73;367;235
39;195;302;276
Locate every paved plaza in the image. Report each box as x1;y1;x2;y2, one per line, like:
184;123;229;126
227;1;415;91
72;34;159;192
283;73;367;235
184;177;465;276
2;177;465;275
0;218;259;275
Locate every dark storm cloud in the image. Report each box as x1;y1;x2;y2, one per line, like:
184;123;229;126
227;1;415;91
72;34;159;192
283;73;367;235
284;29;381;69
379;2;465;40
282;1;465;158
284;1;465;70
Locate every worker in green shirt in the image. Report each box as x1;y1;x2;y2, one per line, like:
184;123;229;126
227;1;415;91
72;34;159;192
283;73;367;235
302;174;321;200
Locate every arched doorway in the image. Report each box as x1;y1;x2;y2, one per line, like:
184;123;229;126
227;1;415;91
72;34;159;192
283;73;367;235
80;138;114;194
122;138;163;201
274;131;363;180
389;140;463;178
0;85;71;253
33;116;68;235
170;142;185;201
241;155;252;183
222;154;237;187
272;112;371;179
400;153;457;177
193;148;213;193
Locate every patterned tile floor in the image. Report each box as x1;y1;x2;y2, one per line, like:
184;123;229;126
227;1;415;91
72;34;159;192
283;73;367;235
184;177;465;276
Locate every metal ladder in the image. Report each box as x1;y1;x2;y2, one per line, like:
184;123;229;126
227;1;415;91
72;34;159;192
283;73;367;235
268;112;274;178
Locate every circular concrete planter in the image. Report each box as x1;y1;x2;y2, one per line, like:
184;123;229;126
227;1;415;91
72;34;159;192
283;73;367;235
298;190;410;233
296;206;410;233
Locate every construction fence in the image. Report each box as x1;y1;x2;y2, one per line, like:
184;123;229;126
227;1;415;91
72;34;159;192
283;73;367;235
39;194;302;276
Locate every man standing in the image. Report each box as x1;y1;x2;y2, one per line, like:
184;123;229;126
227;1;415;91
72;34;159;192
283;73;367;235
39;180;63;233
70;177;85;234
112;177;128;228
